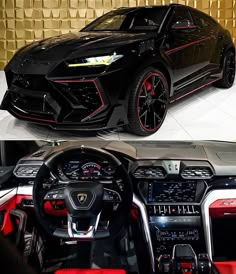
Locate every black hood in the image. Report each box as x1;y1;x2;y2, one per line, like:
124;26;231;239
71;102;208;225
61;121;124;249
16;31;157;61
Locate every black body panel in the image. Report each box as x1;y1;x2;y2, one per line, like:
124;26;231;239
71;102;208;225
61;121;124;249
0;4;235;132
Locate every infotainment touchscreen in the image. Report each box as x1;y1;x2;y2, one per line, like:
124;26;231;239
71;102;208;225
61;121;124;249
148;181;197;203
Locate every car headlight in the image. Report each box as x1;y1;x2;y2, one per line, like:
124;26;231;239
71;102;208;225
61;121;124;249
67;53;124;67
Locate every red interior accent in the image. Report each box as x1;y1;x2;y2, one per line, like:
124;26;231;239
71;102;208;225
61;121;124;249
214;262;236;274
209;199;236;218
180;262;192;268
55;269;126;274
180;262;192;274
15;194;67;216
44;200;67;216
0;194;68;234
129;203;139;222
15;195;33;206
0;196;16;235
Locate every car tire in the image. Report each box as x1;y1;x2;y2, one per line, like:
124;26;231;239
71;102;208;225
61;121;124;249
126;67;169;136
214;50;235;88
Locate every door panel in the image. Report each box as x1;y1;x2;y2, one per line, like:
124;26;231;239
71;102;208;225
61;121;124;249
162;7;203;91
190;9;219;70
164;29;207;83
162;7;218;94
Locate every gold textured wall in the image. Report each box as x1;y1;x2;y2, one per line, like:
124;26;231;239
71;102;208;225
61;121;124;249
0;0;235;69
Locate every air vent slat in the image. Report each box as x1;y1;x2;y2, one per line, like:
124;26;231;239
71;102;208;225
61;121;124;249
31;150;46;158
133;166;166;179
181;166;213;179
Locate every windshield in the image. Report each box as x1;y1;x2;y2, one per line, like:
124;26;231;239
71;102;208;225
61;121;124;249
82;7;168;32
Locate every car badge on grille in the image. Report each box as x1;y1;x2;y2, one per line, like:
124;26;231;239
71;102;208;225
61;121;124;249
77;193;87;204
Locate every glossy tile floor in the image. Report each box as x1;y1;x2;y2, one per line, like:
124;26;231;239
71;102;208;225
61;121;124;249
0;71;236;141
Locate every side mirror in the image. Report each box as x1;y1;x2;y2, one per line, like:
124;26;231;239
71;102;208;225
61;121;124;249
171;20;197;31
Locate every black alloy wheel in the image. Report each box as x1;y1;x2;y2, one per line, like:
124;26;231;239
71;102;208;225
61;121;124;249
214;50;235;88
127;67;169;136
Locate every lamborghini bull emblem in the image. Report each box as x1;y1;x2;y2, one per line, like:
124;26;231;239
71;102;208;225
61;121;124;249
77;193;87;204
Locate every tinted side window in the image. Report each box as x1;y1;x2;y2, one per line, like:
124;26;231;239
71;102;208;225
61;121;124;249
201;14;217;27
170;7;193;25
131;8;167;28
191;10;217;28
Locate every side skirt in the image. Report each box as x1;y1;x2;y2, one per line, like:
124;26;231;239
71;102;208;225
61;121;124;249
169;76;221;104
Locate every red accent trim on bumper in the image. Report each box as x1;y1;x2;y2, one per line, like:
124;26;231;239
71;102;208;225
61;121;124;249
11;110;55;123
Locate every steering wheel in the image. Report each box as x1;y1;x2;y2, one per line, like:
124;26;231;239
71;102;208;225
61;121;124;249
33;146;133;240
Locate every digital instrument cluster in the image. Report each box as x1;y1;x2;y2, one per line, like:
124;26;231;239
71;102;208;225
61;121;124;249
56;157;116;180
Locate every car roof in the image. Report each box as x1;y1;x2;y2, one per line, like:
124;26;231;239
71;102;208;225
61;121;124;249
117;3;184;11
117;4;218;24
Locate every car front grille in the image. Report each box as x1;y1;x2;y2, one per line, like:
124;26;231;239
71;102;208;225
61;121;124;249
10;92;55;116
6;71;104;123
54;80;104;122
9;72;53;92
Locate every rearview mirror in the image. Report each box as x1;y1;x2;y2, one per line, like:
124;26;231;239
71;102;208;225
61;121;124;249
172;20;197;31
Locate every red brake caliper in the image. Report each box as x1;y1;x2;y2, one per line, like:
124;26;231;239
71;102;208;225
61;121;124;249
145;81;155;96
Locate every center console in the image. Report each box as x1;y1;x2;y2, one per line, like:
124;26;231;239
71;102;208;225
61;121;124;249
157;244;212;274
138;179;207;259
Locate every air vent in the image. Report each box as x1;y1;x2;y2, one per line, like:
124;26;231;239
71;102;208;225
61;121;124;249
31;150;45;158
181;166;213;179
133;166;166;179
14;165;41;178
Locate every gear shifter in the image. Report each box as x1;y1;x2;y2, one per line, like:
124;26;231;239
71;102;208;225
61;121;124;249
172;244;197;274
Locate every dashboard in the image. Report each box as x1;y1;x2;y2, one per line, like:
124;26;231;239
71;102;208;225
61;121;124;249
3;141;236;273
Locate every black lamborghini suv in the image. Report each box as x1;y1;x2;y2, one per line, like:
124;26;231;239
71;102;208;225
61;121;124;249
1;4;235;136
